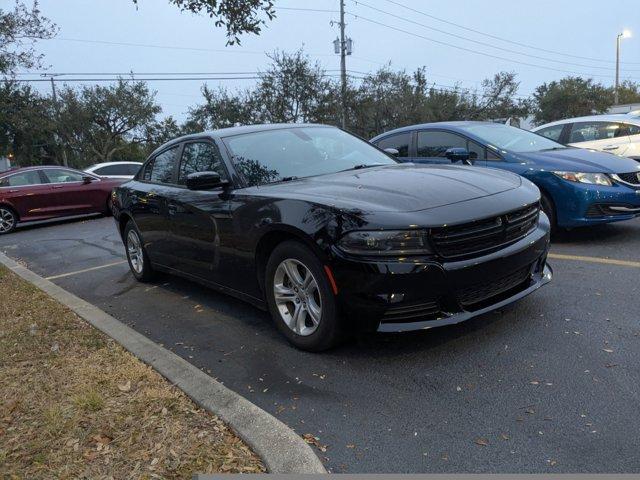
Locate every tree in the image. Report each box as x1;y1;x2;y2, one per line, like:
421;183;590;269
617;80;640;105
0;1;57;74
532;77;613;125
57;79;161;166
0;80;56;165
467;72;531;121
185;85;258;132
254;50;333;124
133;0;275;45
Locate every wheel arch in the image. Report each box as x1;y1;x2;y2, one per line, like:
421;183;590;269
0;202;19;221
254;226;328;296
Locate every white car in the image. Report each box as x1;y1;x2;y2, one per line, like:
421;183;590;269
84;161;142;179
532;114;640;161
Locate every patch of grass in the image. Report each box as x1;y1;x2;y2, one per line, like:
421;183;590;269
73;389;105;412
0;266;264;478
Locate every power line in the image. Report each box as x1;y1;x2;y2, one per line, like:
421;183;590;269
347;12;636;80
13;70;344;76
8;74;348;83
378;0;640;66
349;0;638;72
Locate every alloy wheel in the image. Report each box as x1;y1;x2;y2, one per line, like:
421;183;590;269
273;259;322;336
127;230;144;274
0;208;15;233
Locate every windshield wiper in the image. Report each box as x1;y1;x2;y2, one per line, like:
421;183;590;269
340;164;387;172
280;176;299;182
539;147;568;151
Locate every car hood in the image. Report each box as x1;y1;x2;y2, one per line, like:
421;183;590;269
254;164;522;213
514;148;640;174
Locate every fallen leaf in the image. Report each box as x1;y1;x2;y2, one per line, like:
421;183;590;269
501;433;509;440
603;349;614;353
302;433;328;452
117;380;131;392
475;437;489;447
346;444;355;449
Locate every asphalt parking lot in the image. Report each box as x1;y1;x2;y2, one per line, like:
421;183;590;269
1;215;639;473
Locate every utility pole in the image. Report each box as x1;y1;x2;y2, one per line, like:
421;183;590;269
43;74;69;167
339;0;347;130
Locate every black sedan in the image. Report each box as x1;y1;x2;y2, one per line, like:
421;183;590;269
112;124;552;351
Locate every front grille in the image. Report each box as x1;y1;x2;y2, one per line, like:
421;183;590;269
382;299;442;323
457;265;531;308
431;203;539;260
613;172;640;186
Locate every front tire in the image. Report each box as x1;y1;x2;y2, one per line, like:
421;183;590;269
540;192;557;232
0;206;17;235
124;222;155;282
265;241;342;351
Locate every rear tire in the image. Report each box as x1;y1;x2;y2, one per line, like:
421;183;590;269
540;192;557;233
124;221;155;282
265;241;342;351
0;206;17;235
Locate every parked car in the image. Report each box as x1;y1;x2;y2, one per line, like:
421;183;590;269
85;161;143;179
532;114;640;161
371;122;640;229
112;124;552;351
0;166;124;234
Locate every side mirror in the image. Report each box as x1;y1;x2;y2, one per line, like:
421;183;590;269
186;171;229;191
82;175;95;184
445;148;472;165
384;147;400;156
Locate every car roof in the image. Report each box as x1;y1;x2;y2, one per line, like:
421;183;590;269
148;123;334;158
0;165;81;178
533;114;640;130
370;121;493;141
87;161;142;168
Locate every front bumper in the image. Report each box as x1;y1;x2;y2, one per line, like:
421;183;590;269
545;176;640;227
330;224;552;333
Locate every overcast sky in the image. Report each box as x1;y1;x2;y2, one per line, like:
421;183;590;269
20;0;640;121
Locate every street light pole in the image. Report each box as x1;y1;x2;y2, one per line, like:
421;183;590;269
615;30;632;106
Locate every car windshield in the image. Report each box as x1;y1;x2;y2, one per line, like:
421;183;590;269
222;126;397;186
458;123;568;153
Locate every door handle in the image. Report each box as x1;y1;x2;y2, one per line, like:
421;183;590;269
167;203;178;215
603;145;620;151
8;189;19;193
52;185;65;189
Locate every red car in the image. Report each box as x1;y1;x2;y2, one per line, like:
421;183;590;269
0;166;125;234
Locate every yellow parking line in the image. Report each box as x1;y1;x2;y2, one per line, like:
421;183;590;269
45;260;128;280
549;253;640;268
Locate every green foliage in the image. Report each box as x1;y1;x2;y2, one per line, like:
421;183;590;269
132;0;275;45
0;80;57;165
0;1;57;74
617;80;640;105
532;77;613;125
56;79;161;166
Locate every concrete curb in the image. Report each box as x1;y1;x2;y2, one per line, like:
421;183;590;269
0;252;326;474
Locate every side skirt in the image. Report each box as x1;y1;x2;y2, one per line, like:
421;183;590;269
150;262;267;310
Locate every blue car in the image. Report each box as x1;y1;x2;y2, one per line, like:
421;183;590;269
371;122;640;229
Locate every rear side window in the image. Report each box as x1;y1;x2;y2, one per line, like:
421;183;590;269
622;123;640;136
95;164;139;176
178;142;226;185
375;133;411;157
536;124;565;142
43;169;85;183
143;147;179;183
0;170;43;187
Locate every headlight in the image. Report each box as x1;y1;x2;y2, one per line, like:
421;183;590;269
337;230;432;256
552;171;612;186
